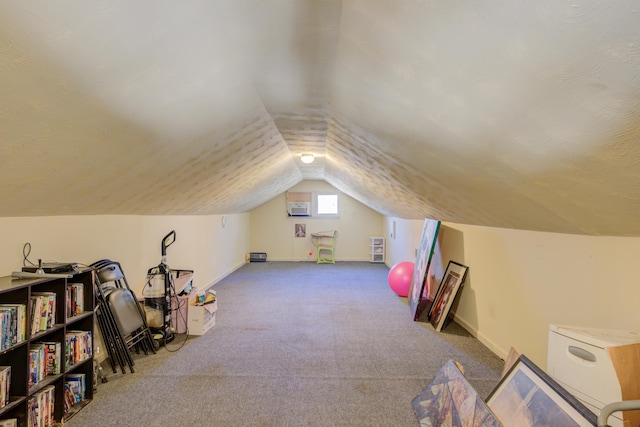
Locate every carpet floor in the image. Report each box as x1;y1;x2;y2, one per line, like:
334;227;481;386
65;261;504;427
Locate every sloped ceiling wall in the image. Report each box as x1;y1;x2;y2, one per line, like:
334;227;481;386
0;1;638;236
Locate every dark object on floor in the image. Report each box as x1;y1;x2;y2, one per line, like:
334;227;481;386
249;252;267;262
92;259;157;374
143;230;193;350
144;230;178;346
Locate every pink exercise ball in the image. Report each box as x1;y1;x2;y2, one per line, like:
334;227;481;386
388;261;414;297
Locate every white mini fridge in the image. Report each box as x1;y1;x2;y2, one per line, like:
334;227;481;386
547;324;640;427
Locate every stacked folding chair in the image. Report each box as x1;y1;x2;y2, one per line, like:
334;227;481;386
91;259;157;374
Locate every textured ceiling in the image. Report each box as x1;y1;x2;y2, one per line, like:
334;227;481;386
0;1;639;236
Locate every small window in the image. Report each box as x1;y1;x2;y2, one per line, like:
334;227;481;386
316;193;339;217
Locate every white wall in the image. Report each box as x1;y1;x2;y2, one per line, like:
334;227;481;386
384;217;424;266
0;213;249;363
6;210;639;372
250;180;384;261
0;214;249;294
385;217;640;370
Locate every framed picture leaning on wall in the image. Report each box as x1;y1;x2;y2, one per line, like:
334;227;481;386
408;218;441;320
428;260;468;332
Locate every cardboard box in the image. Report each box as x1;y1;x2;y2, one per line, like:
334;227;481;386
187;299;217;336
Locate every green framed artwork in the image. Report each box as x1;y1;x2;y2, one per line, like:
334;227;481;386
408;218;440;320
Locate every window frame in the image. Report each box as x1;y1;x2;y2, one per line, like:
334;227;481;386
314;192;340;219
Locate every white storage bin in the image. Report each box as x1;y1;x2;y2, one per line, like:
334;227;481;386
547;324;640;427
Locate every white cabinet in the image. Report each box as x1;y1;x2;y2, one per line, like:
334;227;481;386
369;237;385;263
547;324;640;427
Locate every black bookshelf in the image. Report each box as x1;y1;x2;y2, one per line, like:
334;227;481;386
0;269;94;426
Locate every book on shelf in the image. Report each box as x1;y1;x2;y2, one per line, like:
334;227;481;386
42;385;55;427
0;304;26;349
66;283;84;317
37;341;62;376
29;296;41;336
0;366;10;409
65;373;85;402
1;307;13;347
27;385;55;427
27;394;38;427
64;330;92;369
0;307;12;350
31;292;57;332
28;344;47;389
63;382;74;413
64;373;86;414
64;373;86;413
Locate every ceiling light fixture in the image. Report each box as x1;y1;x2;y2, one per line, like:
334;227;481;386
300;153;315;164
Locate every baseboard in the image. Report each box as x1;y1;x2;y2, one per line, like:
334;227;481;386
265;257;374;262
453;314;509;361
199;260;246;291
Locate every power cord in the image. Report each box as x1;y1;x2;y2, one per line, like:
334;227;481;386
21;242;88;270
162;273;189;352
22;242;36;266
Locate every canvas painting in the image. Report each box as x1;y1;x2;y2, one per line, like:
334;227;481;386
424;230;446;301
409;218;441;320
413;359;503;427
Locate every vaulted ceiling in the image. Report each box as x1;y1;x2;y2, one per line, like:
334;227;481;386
1;1;639;236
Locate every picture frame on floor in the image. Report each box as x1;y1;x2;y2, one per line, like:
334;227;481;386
486;354;597;427
428;260;468;332
413;359;503;427
408;218;441;320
